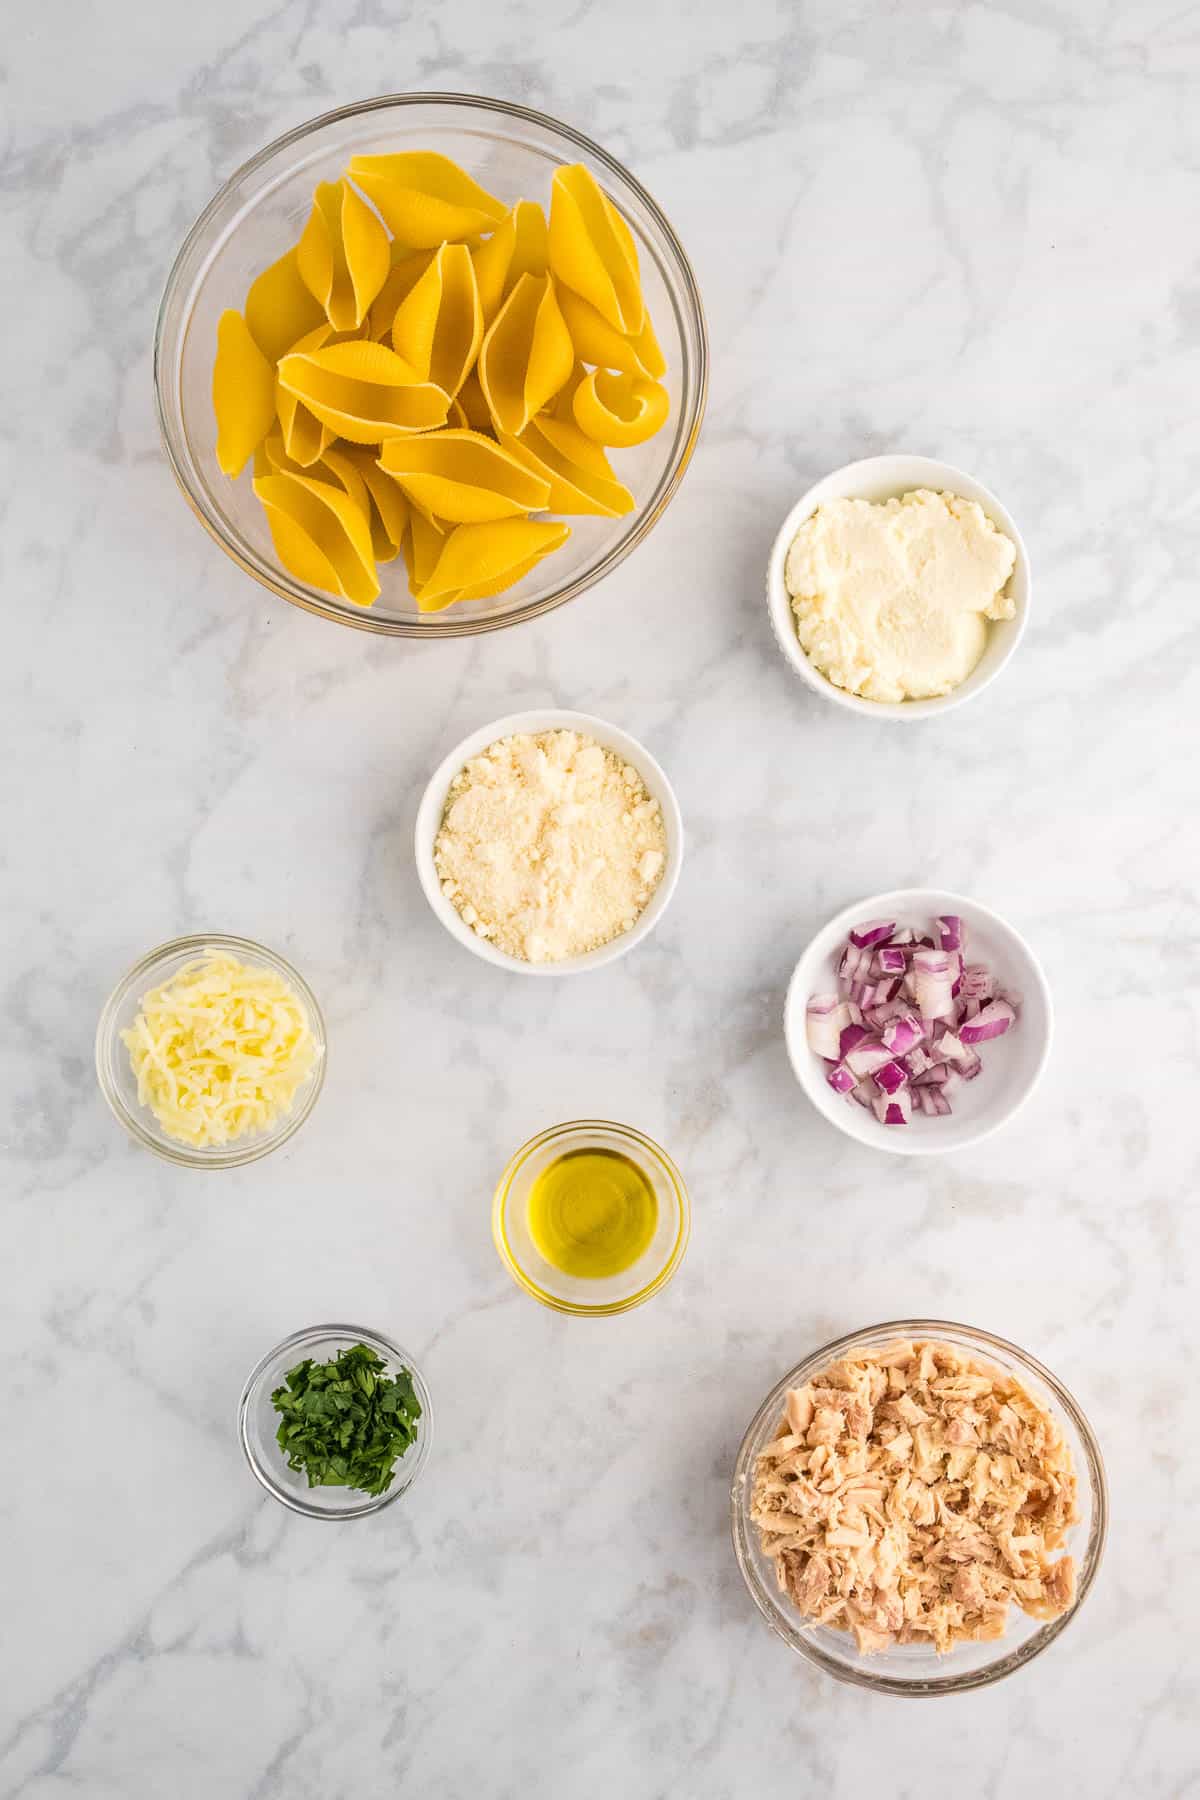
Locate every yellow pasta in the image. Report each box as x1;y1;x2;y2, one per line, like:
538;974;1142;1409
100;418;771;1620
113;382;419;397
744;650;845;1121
548;163;644;334
378;429;551;523
214;151;672;610
500;416;634;518
556;282;665;380
573;369;670;447
213;310;278;477
277;340;450;443
402;509;447;593
347;152;506;246
390;243;482;396
297;180;391;332
478;273;573;436
253;470;380;607
416;518;571;611
244;248;327;364
472;200;548;323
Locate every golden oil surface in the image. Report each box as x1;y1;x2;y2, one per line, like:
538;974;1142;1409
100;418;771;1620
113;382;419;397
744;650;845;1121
526;1147;657;1279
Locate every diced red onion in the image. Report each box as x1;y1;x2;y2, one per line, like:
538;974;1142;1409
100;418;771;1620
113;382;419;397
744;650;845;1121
812;913;1018;1131
872;1088;911;1125
881;1010;923;1055
806;994;853;1059
936;914;964;953
961;963;994;1001
873;1059;909;1096
875;945;908;976
849;918;895;949
913;948;956;1021
959;999;1016;1044
844;1035;894;1078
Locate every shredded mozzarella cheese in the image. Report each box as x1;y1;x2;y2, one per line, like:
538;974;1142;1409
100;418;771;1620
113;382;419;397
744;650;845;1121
121;950;320;1148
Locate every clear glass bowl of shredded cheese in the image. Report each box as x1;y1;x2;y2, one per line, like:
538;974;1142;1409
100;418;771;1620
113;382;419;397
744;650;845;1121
95;934;327;1168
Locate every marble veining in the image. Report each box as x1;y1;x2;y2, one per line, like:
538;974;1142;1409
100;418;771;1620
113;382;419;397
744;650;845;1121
2;0;1199;1794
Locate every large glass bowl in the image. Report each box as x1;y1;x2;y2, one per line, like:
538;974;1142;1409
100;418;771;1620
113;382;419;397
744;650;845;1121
731;1319;1107;1696
155;93;708;637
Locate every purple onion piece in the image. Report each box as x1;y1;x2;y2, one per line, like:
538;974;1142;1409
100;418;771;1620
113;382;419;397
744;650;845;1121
873;1059;910;1096
844;1035;893;1078
872;1088;911;1125
849;1079;874;1108
839;1022;869;1059
959;999;1016;1044
962;963;995;1001
881;1010;923;1056
913;948;956;1021
848;918;896;950
936;914;964;953
876;945;908;976
827;1063;856;1094
806;994;852;1059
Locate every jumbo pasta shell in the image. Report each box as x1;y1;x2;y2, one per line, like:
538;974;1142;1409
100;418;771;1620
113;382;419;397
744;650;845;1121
297;180;391;332
572;369;670;447
253;470;380;607
277;340;451;443
401;508;447;595
477;273;574;437
416;517;571;611
365;249;434;341
391;243;483;397
499;419;634;518
556;283;665;380
379;428;551;523
471;200;549;323
548;163;644;335
244;247;327;364
320;444;409;563
348;151;506;247
213;310;278;477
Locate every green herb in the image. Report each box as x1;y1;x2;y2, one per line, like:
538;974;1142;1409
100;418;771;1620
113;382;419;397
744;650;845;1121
270;1342;421;1497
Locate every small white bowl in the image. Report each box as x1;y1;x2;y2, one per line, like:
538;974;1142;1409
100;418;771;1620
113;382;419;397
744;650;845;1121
766;454;1030;720
784;888;1052;1156
414;709;683;976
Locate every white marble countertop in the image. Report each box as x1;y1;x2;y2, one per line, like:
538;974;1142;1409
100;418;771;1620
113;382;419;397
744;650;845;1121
4;1;1199;1794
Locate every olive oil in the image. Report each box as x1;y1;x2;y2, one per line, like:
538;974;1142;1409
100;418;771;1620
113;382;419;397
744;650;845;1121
527;1147;658;1279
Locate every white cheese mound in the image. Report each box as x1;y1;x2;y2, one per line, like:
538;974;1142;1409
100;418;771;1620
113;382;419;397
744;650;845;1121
121;951;321;1148
434;729;668;963
785;489;1017;704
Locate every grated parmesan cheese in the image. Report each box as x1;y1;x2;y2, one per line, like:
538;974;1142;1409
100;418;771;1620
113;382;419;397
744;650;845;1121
434;730;668;963
121;950;321;1148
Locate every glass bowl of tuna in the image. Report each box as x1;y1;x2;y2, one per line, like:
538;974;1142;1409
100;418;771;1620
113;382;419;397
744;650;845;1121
731;1320;1107;1695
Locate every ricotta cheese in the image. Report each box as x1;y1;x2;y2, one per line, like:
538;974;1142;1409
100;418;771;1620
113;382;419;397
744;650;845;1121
784;489;1016;704
434;730;667;963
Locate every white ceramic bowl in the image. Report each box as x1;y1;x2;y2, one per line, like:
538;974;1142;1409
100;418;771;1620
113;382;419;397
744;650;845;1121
783;888;1052;1155
414;710;683;975
766;454;1030;720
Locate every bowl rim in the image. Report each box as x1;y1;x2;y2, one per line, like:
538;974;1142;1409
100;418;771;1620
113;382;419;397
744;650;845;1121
730;1317;1109;1695
491;1118;691;1315
238;1321;433;1519
765;453;1031;720
413;708;684;975
94;931;327;1169
783;887;1053;1157
153;89;709;639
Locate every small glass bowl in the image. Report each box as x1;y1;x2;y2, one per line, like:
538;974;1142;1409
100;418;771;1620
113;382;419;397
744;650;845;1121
155;92;708;638
493;1119;690;1316
239;1323;432;1520
731;1319;1107;1696
95;932;326;1169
